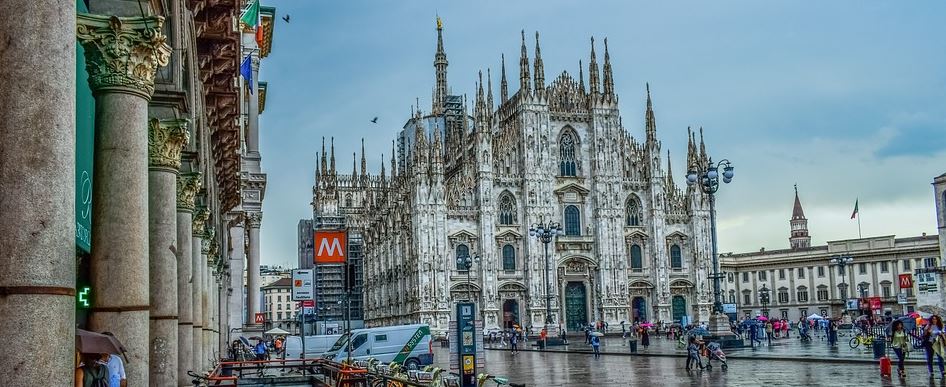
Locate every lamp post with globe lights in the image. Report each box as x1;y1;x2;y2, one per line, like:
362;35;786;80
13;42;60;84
686;158;738;343
529;221;563;327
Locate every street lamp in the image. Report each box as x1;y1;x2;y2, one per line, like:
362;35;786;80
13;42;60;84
686;158;734;315
829;256;854;299
529;220;564;327
759;284;770;317
455;252;480;302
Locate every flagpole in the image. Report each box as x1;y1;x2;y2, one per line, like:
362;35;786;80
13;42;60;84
857;212;862;239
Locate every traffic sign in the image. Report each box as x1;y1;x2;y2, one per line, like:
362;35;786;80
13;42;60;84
255;313;265;324
899;274;914;289
292;269;314;301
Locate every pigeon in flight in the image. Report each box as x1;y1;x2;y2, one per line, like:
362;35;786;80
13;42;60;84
371;117;378;124
282;14;290;23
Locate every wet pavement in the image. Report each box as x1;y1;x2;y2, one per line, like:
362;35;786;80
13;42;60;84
435;345;946;387
481;330;931;363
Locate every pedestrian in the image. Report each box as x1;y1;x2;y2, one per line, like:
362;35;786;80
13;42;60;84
922;314;946;378
254;339;268;361
621;321;627;339
641;327;650;349
889;320;910;379
782;319;790;338
773;320;781;338
686;336;704;370
765;321;774;346
584;325;591;344
540;328;548;349
827;319;839;346
590;333;601;358
510;329;519;355
76;353;109;387
99;353;126;387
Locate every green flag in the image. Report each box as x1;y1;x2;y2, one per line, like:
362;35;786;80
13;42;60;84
240;0;260;27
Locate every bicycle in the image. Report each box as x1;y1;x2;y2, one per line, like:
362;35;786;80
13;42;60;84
187;371;210;387
849;332;874;349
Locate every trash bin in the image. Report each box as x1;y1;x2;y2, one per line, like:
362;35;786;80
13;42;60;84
221;363;233;377
441;339;449;348
628;340;638;353
873;337;886;359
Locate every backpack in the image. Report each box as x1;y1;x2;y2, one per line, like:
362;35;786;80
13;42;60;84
84;364;108;387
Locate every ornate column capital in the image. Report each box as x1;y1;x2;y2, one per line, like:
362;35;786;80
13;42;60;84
246;212;263;228
192;207;209;236
76;13;172;98
148;118;190;170
207;236;219;257
176;172;202;212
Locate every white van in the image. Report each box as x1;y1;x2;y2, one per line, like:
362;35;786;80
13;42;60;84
322;324;433;368
283;334;341;360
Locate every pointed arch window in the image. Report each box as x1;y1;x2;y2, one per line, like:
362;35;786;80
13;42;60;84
564;205;581;236
499;193;517;225
626;196;642;226
630;244;643;271
345;193;353;208
559;131;578;176
670;244;682;269
502;245;516;272
455;244;470;271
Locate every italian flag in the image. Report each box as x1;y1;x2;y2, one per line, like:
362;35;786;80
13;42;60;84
240;0;264;48
850;199;859;219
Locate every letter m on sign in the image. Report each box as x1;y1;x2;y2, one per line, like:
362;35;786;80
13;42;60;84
315;230;347;264
899;274;914;289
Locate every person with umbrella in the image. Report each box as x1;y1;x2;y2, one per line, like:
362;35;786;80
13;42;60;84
590;331;602;358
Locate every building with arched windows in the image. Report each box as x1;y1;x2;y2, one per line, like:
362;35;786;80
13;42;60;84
312;22;720;333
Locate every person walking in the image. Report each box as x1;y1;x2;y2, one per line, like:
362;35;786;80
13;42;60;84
641;328;650;349
622;321;627;339
590;333;601;359
685;336;704;370
254;339;268;361
827;319;839;346
509;329;519;355
923;315;946;378
889;320;910;378
765;321;774;346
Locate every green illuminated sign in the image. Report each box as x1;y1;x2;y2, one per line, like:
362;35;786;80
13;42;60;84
78;286;91;308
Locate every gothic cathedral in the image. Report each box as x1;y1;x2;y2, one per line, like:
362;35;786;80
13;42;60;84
312;21;718;334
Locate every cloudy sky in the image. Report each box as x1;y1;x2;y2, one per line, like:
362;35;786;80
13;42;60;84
256;0;946;267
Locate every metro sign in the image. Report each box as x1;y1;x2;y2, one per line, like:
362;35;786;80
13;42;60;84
899;274;914;289
314;230;347;264
255;313;265;324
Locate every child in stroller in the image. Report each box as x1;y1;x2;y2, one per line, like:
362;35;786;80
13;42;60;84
704;341;728;370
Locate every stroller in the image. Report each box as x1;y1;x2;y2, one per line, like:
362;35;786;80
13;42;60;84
704;341;728;370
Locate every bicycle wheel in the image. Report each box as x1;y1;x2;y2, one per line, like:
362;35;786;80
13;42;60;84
849;337;859;349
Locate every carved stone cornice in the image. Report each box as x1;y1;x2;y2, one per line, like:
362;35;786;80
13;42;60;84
148;118;189;170
246;211;263;228
192;206;209;236
176;172;202;212
76;14;172;98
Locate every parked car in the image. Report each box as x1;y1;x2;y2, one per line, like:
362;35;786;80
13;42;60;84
323;324;433;369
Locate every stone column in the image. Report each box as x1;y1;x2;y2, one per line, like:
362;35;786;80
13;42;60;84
79;13;171;383
0;2;75;385
229;216;246;330
245;53;260;155
147;118;189;385
194;229;210;371
203;254;213;368
246;212;263;324
176;177;201;386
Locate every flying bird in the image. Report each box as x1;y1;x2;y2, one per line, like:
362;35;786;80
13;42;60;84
282;14;290;23
371;117;378;124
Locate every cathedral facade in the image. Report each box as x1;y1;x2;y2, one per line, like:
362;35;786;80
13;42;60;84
312;22;718;334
